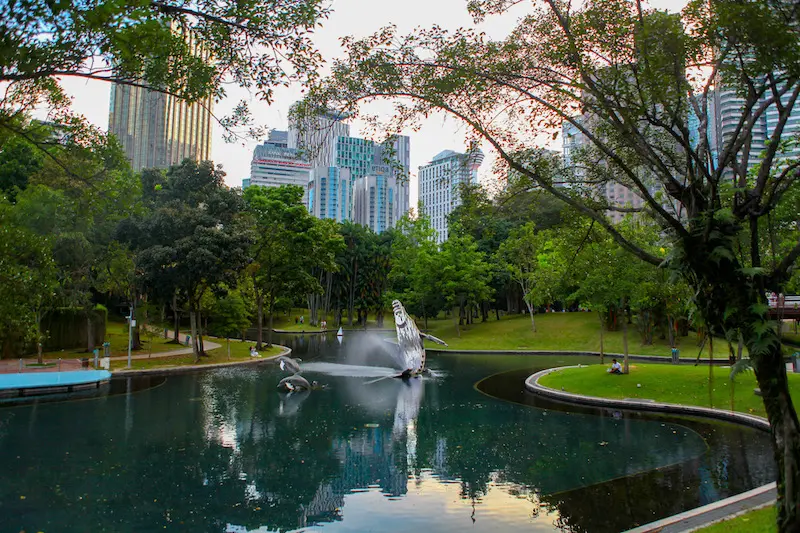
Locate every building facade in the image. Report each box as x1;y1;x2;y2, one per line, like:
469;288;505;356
418;148;484;244
288;106;350;169
352;165;397;234
108;84;213;172
245;129;312;204
308;166;352;222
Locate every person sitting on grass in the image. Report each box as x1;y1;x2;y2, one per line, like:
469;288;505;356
249;346;260;357
607;359;622;374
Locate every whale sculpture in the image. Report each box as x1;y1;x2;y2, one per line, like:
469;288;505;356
391;299;447;377
277;355;302;374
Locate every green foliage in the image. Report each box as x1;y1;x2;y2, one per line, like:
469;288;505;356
0;222;57;356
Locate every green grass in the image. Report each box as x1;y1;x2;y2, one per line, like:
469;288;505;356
422;312;728;357
538;362;800;419
695;506;776;533
110;339;283;371
38;326;180;360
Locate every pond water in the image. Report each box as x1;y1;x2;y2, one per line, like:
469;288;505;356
0;332;776;532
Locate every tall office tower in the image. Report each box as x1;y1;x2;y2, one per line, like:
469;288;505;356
352;146;398;233
713;78;800;176
562;115;656;223
288;105;350;168
307;166;352;222
244;129;312;204
688;91;720;169
108;85;212;172
713;86;768;177
418;148;484;244
389;135;411;222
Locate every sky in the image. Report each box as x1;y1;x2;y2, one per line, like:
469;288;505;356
52;0;687;205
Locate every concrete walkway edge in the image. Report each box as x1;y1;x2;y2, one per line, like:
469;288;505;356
524;366;775;532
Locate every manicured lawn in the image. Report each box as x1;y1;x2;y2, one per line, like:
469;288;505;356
38;325;182;360
538;362;800;419
423;312;726;357
110;339;283;371
695;506;775;533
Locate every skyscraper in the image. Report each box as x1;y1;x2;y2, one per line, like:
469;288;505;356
288;106;350;168
108;85;212;172
418;148;484;244
245;129;312;204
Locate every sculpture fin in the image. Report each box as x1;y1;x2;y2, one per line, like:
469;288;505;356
420;333;448;346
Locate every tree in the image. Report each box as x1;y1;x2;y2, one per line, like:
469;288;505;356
0;221;57;359
120;160;251;361
498;224;564;332
244;184;333;348
439;234;493;336
389;212;444;328
213;292;252;359
303;1;800;525
1;1;330;144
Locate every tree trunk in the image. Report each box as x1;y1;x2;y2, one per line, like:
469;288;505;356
753;341;800;531
526;301;537;332
189;308;199;363
172;292;180;343
267;310;274;347
621;297;630;374
256;292;264;351
598;312;605;364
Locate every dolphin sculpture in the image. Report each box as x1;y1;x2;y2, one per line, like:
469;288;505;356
391;299;447;378
277;355;302;374
277;373;311;392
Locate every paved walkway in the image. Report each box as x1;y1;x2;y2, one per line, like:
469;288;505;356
0;332;221;374
107;332;220;362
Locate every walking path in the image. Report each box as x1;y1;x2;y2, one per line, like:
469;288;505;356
0;333;221;374
525;366;775;532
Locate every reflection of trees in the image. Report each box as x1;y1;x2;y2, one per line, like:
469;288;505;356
0;360;778;533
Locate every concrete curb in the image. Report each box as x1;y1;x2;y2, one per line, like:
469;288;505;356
111;345;290;378
525;366;769;430
428;348;734;364
525;365;774;532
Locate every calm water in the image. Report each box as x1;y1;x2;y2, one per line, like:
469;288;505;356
0;333;775;532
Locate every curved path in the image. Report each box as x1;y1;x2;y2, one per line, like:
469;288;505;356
525;365;775;532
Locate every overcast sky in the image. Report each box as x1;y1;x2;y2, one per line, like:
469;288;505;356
52;0;686;205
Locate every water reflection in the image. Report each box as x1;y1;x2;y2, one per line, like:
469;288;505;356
0;334;776;533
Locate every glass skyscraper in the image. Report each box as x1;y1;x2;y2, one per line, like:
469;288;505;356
108;84;212;172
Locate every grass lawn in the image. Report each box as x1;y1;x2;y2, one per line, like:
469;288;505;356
110;339;283;371
39;324;180;360
695;506;776;533
422;312;729;357
538;362;800;419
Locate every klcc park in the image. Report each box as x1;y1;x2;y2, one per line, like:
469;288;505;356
2;0;800;532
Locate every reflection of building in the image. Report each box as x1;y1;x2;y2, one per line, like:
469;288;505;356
418;147;484;243
108;85;213;172
244;129;312;205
